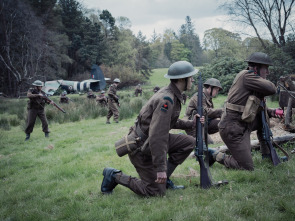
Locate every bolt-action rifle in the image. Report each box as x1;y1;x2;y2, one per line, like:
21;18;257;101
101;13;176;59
41;91;66;113
195;72;213;189
260;100;281;166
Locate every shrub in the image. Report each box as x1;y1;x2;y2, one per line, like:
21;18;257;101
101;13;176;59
0;117;10;130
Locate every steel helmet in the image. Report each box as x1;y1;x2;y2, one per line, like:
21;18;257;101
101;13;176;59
204;78;223;90
245;52;273;66
165;61;198;79
113;78;120;83
89;89;93;92
101;90;105;94
32;80;44;86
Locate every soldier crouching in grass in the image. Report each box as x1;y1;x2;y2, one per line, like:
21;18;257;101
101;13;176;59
184;78;223;140
101;61;204;197
208;52;286;170
25;80;54;141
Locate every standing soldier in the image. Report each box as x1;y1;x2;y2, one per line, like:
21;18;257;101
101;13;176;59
25;80;54;141
209;52;285;170
106;78;120;124
59;91;69;104
134;84;143;97
101;61;204;197
184;78;223;140
87;89;96;99
96;90;108;107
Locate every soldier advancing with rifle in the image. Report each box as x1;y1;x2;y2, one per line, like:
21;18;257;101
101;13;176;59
106;78;120;124
184;78;222;140
135;84;143;97
87;89;96;99
25;80;54;141
209;52;285;170
101;61;204;196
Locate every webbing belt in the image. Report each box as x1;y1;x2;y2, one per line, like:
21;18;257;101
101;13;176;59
226;102;245;113
135;123;148;141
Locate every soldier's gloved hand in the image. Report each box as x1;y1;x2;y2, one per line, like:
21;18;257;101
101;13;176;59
155;171;167;184
50;101;54;105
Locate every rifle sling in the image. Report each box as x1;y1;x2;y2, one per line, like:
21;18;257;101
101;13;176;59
273;141;290;158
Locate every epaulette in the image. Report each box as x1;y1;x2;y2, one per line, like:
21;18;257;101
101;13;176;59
163;96;173;105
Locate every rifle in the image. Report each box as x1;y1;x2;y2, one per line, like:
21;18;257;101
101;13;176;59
260;100;281;166
41;91;66;113
195;72;213;189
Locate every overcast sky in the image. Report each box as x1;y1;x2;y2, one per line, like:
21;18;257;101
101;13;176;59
81;0;234;42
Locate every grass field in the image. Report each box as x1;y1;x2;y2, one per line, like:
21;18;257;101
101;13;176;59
1;70;295;221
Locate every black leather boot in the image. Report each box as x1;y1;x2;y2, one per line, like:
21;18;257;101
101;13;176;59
25;134;30;141
101;167;121;194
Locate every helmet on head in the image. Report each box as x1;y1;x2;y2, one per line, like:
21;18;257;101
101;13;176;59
204;78;222;90
32;80;44;87
164;61;198;79
113;78;120;83
101;90;105;94
89;89;93;92
138;84;141;86
245;52;273;66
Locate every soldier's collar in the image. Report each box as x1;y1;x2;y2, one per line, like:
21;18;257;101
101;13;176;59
168;82;183;102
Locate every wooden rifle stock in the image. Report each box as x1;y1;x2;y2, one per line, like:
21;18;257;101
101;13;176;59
260;101;280;166
41;91;66;113
195;72;213;189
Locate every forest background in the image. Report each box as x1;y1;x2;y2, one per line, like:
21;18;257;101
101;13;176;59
1;0;295;97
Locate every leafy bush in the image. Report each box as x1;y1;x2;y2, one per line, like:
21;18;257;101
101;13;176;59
196;57;246;94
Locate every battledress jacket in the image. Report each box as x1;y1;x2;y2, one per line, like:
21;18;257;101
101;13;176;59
136;82;194;172
108;84;119;102
185;89;222;119
27;88;49;109
221;70;276;123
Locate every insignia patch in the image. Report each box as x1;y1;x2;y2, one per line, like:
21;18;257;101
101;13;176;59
161;102;169;112
163;96;173;105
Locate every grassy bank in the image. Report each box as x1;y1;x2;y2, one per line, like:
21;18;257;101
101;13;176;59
1;70;295;220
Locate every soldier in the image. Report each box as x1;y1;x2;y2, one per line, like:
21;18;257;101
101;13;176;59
184;78;223;139
25;80;54;141
106;78;120;124
96;90;108;107
59;91;69;104
153;86;160;93
101;61;204;197
135;84;143;97
209;52;284;170
87;89;96;99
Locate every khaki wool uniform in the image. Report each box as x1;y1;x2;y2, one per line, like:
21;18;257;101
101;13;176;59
115;83;195;196
135;86;142;97
96;94;108;106
218;70;276;170
25;88;50;134
87;92;96;99
107;84;119;122
184;90;222;137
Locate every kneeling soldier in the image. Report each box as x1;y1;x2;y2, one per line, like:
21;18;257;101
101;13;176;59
101;61;204;196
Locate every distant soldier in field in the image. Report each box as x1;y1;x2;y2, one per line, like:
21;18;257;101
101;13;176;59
106;78;120;124
96;90;108;107
87;89;96;99
209;52;285;170
59;91;69;104
184;78;223;140
101;61;204;197
25;80;54;141
153;86;160;93
135;84;143;97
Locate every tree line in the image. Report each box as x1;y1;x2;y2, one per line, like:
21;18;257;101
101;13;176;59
1;0;295;97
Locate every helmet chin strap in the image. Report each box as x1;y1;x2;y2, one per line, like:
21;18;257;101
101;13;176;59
184;78;188;91
210;87;214;97
254;65;261;76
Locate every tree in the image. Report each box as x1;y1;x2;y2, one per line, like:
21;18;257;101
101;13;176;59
0;0;47;96
222;0;295;48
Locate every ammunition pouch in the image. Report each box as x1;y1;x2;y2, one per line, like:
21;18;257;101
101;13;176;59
226;95;261;123
241;95;261;123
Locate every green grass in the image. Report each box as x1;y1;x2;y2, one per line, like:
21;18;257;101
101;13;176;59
1;70;295;220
